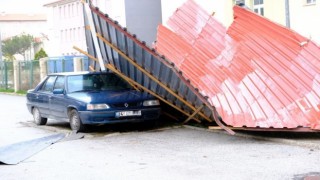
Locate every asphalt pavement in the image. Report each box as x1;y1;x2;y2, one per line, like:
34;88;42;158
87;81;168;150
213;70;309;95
0;93;320;180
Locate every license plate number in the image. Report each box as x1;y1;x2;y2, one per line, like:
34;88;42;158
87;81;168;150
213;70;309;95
116;110;141;117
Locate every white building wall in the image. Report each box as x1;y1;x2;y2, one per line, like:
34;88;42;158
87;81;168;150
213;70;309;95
0;21;47;40
0;19;47;60
45;0;126;56
161;0;233;28
44;0;126;57
290;1;320;44
46;0;87;56
92;0;126;26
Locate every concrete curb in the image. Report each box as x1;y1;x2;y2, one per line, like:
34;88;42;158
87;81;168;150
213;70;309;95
183;125;320;150
0;92;25;96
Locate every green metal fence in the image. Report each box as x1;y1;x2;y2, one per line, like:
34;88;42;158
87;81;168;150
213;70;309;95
0;61;13;90
17;60;40;91
0;60;40;91
0;57;88;92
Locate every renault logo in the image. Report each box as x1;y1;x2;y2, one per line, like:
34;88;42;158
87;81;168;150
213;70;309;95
124;103;129;108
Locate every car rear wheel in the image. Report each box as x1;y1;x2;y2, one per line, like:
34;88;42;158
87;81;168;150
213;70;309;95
69;109;86;132
32;107;47;125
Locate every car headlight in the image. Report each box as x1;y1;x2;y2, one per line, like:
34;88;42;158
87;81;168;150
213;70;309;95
143;100;160;106
87;104;110;110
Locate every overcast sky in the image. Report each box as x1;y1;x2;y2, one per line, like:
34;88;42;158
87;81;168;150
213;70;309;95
0;0;52;14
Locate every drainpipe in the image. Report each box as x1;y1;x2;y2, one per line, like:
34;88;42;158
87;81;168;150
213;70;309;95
285;0;290;28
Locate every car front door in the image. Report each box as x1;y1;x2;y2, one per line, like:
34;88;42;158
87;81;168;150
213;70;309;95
50;75;68;119
36;76;57;117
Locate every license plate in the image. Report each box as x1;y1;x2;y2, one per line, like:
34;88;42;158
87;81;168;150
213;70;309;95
116;110;142;117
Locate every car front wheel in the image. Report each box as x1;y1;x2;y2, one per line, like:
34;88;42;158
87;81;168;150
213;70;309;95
32;107;47;125
69;109;86;132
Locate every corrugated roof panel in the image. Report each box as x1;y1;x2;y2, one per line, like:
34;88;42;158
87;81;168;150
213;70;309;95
82;2;240;134
156;0;320;129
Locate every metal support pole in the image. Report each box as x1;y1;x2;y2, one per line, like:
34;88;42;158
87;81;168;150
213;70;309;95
285;0;290;28
82;1;106;71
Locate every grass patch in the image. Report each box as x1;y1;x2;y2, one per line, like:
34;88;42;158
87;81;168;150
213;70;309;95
16;90;27;95
0;88;14;93
0;88;27;95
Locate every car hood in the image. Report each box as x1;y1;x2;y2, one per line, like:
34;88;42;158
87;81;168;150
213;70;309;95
67;90;154;104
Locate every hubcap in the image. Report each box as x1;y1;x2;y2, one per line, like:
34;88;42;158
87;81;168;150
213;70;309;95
34;109;40;123
71;114;79;130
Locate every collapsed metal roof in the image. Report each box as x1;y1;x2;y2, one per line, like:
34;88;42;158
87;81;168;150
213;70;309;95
80;0;320;133
156;0;320;130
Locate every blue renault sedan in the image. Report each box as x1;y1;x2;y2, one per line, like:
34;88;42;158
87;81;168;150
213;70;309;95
26;71;161;132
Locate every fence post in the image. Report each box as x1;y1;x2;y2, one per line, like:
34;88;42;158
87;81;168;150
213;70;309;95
3;62;8;89
39;57;48;81
29;61;33;89
73;57;83;72
13;60;20;92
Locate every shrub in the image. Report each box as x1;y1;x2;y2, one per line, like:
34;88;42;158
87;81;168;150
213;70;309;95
34;48;48;60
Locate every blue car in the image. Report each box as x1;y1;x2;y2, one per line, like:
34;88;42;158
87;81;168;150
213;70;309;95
26;71;161;132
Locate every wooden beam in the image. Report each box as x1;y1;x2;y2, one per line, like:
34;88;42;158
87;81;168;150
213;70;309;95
96;33;212;123
183;104;204;124
72;46;202;122
73;46;98;62
89;65;95;72
106;64;202;123
72;46;140;91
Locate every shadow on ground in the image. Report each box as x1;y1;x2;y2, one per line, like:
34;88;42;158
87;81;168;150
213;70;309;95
235;130;320;140
25;115;181;135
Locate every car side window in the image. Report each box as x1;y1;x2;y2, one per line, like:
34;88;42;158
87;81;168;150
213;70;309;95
40;76;57;92
54;76;65;90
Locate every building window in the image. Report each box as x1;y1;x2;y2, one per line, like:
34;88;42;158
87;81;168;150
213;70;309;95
234;0;245;6
68;4;71;18
65;29;68;41
63;5;66;18
69;28;72;41
59;7;62;19
306;0;316;4
60;30;63;42
253;0;264;16
71;3;74;17
73;28;76;40
77;27;81;40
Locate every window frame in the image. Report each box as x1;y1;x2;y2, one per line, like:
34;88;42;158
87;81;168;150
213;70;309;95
40;76;57;92
53;76;66;91
253;0;264;16
306;0;316;5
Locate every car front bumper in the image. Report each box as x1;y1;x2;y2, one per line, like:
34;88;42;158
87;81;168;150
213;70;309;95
78;107;161;124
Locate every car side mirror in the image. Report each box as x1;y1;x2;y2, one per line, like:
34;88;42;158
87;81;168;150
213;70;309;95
53;89;64;95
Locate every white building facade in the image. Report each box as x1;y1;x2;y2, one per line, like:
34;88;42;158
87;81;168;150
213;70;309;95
44;0;162;56
44;0;86;56
0;14;48;60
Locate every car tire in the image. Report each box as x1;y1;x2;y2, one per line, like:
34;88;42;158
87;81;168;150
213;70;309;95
32;107;47;125
69;109;86;132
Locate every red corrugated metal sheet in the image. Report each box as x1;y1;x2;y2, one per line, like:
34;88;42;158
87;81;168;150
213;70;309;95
156;0;320;130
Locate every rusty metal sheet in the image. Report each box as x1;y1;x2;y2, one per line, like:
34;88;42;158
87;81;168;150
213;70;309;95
0;134;65;165
155;0;320;130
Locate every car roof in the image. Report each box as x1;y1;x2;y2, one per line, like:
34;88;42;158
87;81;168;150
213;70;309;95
47;71;113;76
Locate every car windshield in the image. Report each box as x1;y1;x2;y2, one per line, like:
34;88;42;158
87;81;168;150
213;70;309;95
67;73;132;93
